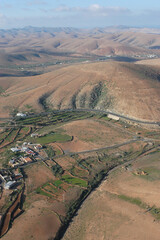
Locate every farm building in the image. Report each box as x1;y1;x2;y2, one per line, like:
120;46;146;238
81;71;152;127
4;181;16;190
16;113;26;118
34;144;42;151
22;157;32;163
31;133;39;138
107;114;120;121
9;159;17;168
13;174;23;181
10;147;20;153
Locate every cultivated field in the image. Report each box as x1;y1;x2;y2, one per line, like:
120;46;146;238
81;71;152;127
0;26;160;240
0;110;158;239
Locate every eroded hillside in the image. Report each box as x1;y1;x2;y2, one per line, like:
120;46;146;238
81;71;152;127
0;61;160;121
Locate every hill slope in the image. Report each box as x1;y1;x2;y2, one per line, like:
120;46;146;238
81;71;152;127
0;61;160;121
0;27;160;67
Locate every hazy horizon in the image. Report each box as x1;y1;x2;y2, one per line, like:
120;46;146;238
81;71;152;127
0;0;160;29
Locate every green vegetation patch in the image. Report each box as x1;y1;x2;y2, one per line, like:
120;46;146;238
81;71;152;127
0;131;9;142
22;126;30;132
150;206;160;220
45;145;55;158
15;111;93;127
71;166;89;178
16;127;30;139
52;164;64;177
118;194;160;220
36;187;53;198
137;167;160;181
36;180;63;198
0;86;8;97
118;194;147;208
61;175;88;188
37;132;72;144
3;130;15;142
89;82;103;108
53;180;63;187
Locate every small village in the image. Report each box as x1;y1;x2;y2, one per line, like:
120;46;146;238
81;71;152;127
9;142;43;167
0;126;44;192
0;132;45;237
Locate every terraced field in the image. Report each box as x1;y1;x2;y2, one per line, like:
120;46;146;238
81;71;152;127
0;110;159;240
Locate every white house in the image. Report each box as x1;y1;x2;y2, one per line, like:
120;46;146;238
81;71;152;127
108;114;120;121
10;147;20;152
16;113;27;118
4;181;16;190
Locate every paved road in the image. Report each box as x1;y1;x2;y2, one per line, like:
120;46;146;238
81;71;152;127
7;137;153;170
0;108;160;127
51;108;160;125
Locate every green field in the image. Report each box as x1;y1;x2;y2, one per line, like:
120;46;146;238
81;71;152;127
36;180;63;198
61;175;88;188
36;132;72;145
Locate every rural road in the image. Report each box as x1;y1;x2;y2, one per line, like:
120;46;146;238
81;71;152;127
35;108;160;126
0;108;160;127
5;137;154;170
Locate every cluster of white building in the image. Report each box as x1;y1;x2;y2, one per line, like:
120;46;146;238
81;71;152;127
0;170;23;190
9;142;42;167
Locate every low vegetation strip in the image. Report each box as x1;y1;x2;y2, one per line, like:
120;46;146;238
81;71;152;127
0;129;14;146
118;195;147;208
16;126;31;140
36;187;53;198
118;194;160;220
61;175;88;188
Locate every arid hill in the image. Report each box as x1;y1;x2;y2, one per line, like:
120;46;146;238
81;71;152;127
0;61;160;121
0;27;160;67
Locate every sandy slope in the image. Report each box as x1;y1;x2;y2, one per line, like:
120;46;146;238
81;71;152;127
63;152;160;240
1;28;160;65
0;61;160;121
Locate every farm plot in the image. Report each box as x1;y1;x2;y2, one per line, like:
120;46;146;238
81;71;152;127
36;132;72;145
36;180;69;200
57;118;132;152
70;166;89;178
0;129;19;149
16;126;31;140
61;175;88;188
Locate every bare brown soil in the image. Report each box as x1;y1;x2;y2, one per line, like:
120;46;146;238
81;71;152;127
53;156;76;170
58;137;97;153
62;151;160;240
58;119;131;152
2;199;62;240
1;158;84;240
136;58;160;66
25;163;56;193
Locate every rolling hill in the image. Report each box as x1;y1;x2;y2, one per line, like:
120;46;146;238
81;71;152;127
0;61;160;121
0;26;160;68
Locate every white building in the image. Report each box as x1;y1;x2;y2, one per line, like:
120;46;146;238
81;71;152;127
10;147;20;152
4;181;16;190
16;113;26;118
108;114;120;121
